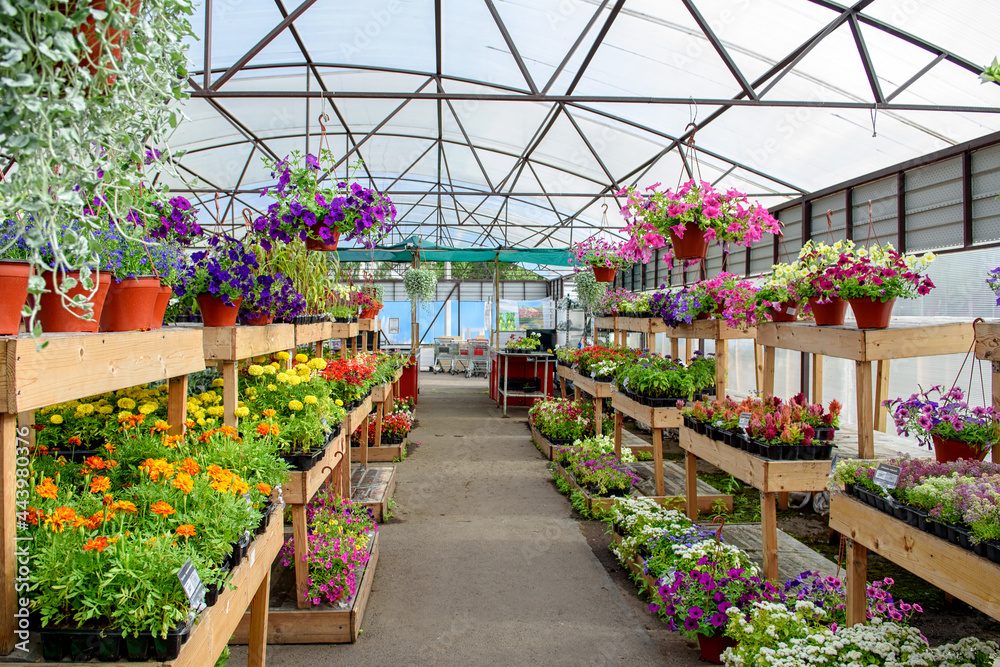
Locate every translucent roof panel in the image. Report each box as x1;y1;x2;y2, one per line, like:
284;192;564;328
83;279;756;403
168;0;1000;254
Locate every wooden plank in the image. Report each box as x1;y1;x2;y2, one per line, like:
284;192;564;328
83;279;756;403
167;375;188;436
246;571;270;667
291;504;309;609
762;345;775;396
761;492;778;581
357;318;378;332
812;354;824;404
352;466;395;522
331;323;360;340
846;535;868;626
856;361;874;458
351;441;404;463
611;391;682;429
0;415;15;653
201;324;295;361
684;452;698;522
282;432;346;505
221;361;238;428
714;339;729;399
568;370;614;399
232;532;379;644
874;359;890;432
652;427;664;496
371;381;392;404
974;320;1000;361
756;322;866;360
294;322;333;347
865;321;973;361
0;328;205;414
594;317;616;331
830;493;1000;624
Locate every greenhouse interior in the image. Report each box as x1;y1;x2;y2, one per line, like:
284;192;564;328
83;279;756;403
3;0;1000;665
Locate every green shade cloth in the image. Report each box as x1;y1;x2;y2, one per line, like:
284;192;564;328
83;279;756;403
332;236;573;266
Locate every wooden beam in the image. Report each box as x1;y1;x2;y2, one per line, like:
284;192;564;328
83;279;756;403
855;361;874;458
874;359;890;432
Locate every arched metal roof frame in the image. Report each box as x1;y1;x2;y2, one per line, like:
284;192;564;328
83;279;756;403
163;0;1000;263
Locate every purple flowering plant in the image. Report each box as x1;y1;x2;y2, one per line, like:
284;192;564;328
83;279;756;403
239;272;306;323
255;149;395;250
986;267;1000;305
174;234;258;308
127;190;204;246
885;385;998;454
650;285;714;327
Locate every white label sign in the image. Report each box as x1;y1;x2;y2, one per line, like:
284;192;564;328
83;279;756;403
873;463;901;490
738;412;751;429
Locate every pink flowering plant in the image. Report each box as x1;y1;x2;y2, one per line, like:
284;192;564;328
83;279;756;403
570;237;633;271
885;385;997;454
617;179;781;265
529;398;596;442
278;491;377;606
987;267;1000;304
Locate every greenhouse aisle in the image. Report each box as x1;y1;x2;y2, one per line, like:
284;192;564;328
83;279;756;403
231;372;701;666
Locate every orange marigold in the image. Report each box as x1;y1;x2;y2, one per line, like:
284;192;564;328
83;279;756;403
150;501;176;517
231;477;249;495
84;511;107;530
185;419;195;429
83;456;106;470
175;524;196;538
270;424;280;436
172;473;194;495
89;476;111;494
36;477;58;500
82;536;112;552
152;420;170;433
257;483;272;496
255;423;271;437
177;458;200;476
140;458;175;482
44;506;78;532
162;434;182;449
262;408;276;418
67;436;82;446
103;442;116;454
111;500;137;514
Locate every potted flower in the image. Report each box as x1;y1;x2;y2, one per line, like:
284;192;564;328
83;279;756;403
0;218;32;335
650;286;714;327
884;385;997;462
755;264;803;322
255;150;395;251
175;235;258;327
987;266;1000;304
239;272;306;326
793;239;857;326
618;179;781;264
570;237;631;282
352;290;382;319
834;244;936;328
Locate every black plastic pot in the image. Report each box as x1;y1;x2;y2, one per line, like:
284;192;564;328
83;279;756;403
799;445;815;460
987;542;1000;565
815;444;834;460
382;436;404;445
280;442;329;472
645;396;681;408
929;518;949;539
892;504;907;521
746;439;760;456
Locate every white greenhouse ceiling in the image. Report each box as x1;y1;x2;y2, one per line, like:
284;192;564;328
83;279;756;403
164;0;1000;254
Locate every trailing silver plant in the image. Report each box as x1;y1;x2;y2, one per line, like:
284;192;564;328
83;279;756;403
403;267;437;314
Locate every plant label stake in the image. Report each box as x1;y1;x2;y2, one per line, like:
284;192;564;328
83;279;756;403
177;560;206;612
738;412;751;430
828;452;839;479
873;463;901;490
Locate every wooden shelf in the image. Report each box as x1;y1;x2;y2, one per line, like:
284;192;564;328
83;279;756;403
201;324;295;362
231;532;379;644
552;462;726;514
351;440;405;463
282;432;348;505
330;322;360;339
611;390;682;429
829;493;1000;625
346;397;372;435
597;316;755;340
555;366;613;436
371;380;393;404
357;318;378;332
293;322;332;347
0;328;205;414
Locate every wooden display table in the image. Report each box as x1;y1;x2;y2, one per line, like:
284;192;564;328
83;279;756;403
757;318;974;458
973;320;1000;464
0;328;205;653
680;426;835;580
294;321;361;359
593;316;760;398
556;365;613;436
352;375;405;463
830;492;1000;626
202;324;296;427
358;317;380;352
611;389;681;497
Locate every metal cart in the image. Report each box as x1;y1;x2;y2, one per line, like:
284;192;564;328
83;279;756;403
465;339;490;377
432;336;463;374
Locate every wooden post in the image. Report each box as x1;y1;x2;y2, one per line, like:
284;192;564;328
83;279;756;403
714;338;728;398
0;414;15;653
993;364;1000;464
812;354;824;404
291;504;309;609
573;384;581;401
167;375;189;436
493;254;500;349
754;343;764;393
247;571;271;667
15;413;33;448
560;375;567;399
670;338;679;360
762;346;776;396
341;440;352;497
613;411;622;458
340;339;348;360
221;361;238;427
315;340;324;359
874;360;890;432
653;427;664;496
846;538;868;625
361;414;369;467
761;491;779;581
594;394;603;437
855;361;875;458
684;452;698;521
375;395;385;449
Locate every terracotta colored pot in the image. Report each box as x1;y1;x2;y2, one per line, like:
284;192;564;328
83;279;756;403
100;276;160;332
808;296;847;326
38;270;110;333
0;261;32;335
243;313;274;326
150;285;172;329
304;225;341;251
767;300;799;323
78;0;142;85
196;294;242;327
360;308;379;319
591;264;616;283
696;310;711;320
697;632;737;664
848;296;896;329
932;434;988;463
667;221;709;259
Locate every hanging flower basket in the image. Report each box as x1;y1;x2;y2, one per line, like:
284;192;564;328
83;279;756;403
591;264;616;283
931;434;989;463
78;0;143;86
668;220;710;260
304;226;340;252
808;296;847;326
848;297;896;329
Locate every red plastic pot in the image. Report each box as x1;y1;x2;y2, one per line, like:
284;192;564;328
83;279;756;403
848;296;896;329
38;270;110;333
808;296;847;326
667;221;709;259
697;632;737;664
100;276;160;332
360;308;379;319
243;313;274;326
932;434;988;463
196;294;242;327
78;0;142;86
767;300;799;323
150;285;171;329
304;225;341;251
0;261;31;335
591;264;616;282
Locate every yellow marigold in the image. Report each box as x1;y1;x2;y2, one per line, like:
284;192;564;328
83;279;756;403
296;367;311;378
234;406;250;418
266;363;279;373
335;399;344;407
276;373;290;384
262;408;277;418
97;406;113;415
195;410;206;419
76;403;95;416
294;362;309;373
308;358;326;370
287;375;302;387
117;397;136;410
303;395;318;405
288;400;304;411
196;417;207;426
138;403;158;415
266;384;277;392
49;414;63;425
172;473;194;494
276;351;290;361
247;364;265;377
212;378;225;387
117;411;134;421
295;353;308;363
207;406;224;418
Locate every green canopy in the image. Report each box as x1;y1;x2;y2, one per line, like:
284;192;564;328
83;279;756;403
333;237;573;266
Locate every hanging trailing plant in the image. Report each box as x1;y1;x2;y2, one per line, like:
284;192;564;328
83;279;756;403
403;267;437;309
575;270;607;310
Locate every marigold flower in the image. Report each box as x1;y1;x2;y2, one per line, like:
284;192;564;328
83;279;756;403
117;397;136;410
266;383;277;392
90;476;111;494
207;406;225;418
111;500;137;514
150;500;176;517
276;372;290;384
152;420;170;433
270;424;280;436
287;375;302;387
231;477;249;495
36;477;58;500
103;442;115;454
162;434;182;448
83;536;112;552
288;400;304;411
262;409;277;418
256;423;271;437
44;506;79;532
176;524;196;538
97;406;114;415
68;436;83;446
295;353;308;363
276;351;290;361
138;403;158;415
141;458;175;482
177;458;200;475
247;364;265;377
335;399;344;407
303;395;318;405
257;483;272;496
185;419;196;429
49;414;63;425
212;378;225;387
76;403;95;416
83;455;105;470
172;473;194;494
234;406;250;418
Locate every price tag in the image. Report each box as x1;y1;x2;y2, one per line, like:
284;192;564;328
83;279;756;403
873;463;901;490
177;560;206;611
787;305;797;315
738;412;751;429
